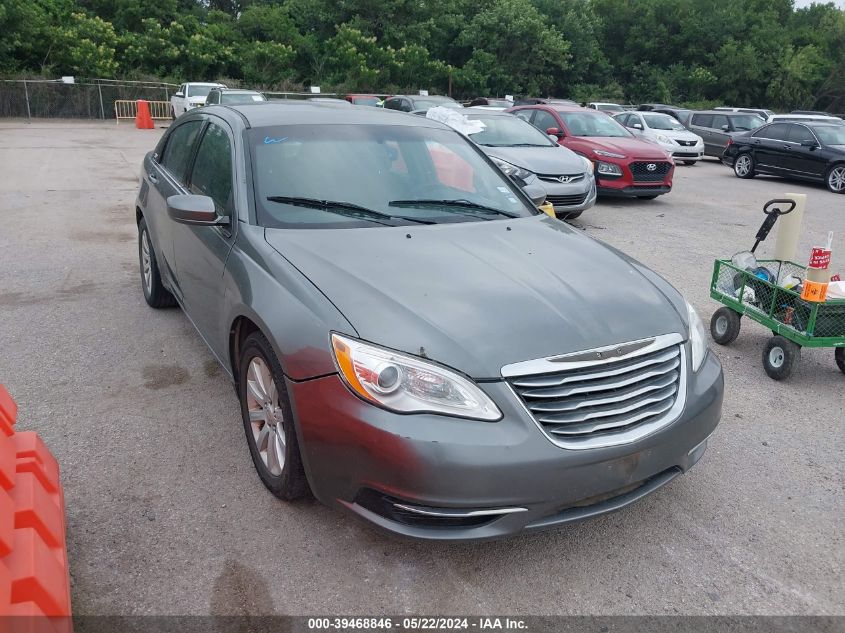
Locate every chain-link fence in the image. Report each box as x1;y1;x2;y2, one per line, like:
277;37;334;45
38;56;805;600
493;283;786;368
0;78;177;120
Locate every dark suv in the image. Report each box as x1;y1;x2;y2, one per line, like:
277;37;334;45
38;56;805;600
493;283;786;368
383;94;462;113
688;110;765;157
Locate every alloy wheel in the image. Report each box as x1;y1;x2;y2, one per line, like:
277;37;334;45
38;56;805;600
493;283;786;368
245;357;286;476
829;166;845;192
735;155;751;177
141;230;152;295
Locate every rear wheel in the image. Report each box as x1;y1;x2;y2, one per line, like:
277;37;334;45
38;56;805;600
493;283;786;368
762;336;800;380
710;307;741;345
835;347;845;374
734;153;755;179
138;218;176;308
826;164;845;193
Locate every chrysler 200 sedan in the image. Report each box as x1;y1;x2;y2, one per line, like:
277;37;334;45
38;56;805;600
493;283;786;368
136;103;723;540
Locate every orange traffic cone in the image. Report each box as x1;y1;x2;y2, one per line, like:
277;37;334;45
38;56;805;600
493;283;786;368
135;100;154;129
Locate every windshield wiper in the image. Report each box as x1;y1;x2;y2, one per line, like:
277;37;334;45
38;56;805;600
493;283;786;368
266;196;435;225
388;199;519;218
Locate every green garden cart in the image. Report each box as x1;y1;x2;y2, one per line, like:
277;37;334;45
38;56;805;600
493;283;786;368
709;199;845;380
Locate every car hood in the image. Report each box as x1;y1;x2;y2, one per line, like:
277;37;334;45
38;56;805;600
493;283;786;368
480;145;586;175
578;136;669;159
264;216;686;378
659;129;701;142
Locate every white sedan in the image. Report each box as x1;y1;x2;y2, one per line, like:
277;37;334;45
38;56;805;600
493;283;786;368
171;82;226;117
614;111;705;165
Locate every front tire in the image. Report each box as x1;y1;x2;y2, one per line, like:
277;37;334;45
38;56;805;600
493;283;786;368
762;336;800;380
238;331;309;500
734;153;755;179
710;307;741;345
138;218;176;308
826;164;845;193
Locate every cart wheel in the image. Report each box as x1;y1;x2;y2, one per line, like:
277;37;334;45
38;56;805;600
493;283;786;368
710;307;741;345
762;336;801;380
835;347;845;374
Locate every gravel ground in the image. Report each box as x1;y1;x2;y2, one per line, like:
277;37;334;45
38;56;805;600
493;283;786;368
0;120;842;616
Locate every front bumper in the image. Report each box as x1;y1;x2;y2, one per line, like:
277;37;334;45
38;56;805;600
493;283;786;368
288;348;723;541
597;184;671;198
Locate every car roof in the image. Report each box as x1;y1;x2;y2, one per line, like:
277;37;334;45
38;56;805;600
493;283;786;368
217;88;261;93
224;102;453;129
187;82;223;86
693;110;762;116
462;107;513;116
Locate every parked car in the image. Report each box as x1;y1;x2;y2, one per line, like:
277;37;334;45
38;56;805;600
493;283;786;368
513;98;578;106
714;107;774;122
687;110;765;157
344;94;383;106
508;104;675;199
171;82;225;117
458;108;596;218
383;94;462;113
614;111;704;165
722;121;845;193
637;103;674;112
586;102;626;115
205;88;266;106
651;107;694;127
135;101;722;540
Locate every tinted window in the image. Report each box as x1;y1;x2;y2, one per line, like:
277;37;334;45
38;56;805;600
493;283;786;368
186;85;214;98
383;98;400;111
190;123;234;216
206;91;218;104
692;114;713;128
161;120;203;184
250;124;536;229
532;110;559;132
787;125;816;144
811;125;845;145
729;114;764;131
758;123;790;141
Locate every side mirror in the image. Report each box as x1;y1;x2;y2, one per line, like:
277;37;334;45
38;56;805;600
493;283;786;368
632;122;643;130
522;182;548;207
167;195;229;226
174;92;184;98
721;124;730;131
546;127;563;138
800;139;818;148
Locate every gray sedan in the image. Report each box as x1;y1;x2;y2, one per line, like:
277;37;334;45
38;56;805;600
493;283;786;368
136;102;723;540
460;109;596;219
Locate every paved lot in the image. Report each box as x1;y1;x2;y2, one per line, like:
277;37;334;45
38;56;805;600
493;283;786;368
0;120;842;616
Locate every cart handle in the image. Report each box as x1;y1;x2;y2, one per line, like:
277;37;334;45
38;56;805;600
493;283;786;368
763;198;797;216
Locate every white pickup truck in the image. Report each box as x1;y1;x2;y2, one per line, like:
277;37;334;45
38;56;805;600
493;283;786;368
170;82;226;117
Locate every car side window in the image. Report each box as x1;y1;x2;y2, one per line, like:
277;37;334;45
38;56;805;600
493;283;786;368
384;98;399;111
762;123;790;141
533;110;558;133
401;99;413;112
692;114;713;128
712;115;729;131
787;124;816;144
189;122;234;217
160;120;203;184
617;113;630;126
207;91;218;104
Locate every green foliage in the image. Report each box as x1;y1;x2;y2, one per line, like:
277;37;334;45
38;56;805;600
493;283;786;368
0;0;843;110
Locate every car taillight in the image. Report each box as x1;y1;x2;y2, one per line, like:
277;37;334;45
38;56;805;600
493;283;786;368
725;137;733;147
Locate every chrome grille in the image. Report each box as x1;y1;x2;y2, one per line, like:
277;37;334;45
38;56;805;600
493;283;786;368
505;336;685;448
538;173;585;184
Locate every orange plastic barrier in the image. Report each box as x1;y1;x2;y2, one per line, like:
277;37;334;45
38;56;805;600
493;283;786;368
135;99;155;130
0;385;72;632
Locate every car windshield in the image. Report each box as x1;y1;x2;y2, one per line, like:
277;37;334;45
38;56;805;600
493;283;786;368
811;125;845;145
222;92;265;104
187;85;214;98
250;124;537;229
642;113;687;131
557;112;631;137
353;96;381;106
731;115;765;131
465;115;555;147
597;104;624;113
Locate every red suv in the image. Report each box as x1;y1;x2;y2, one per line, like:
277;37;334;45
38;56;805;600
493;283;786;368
507;104;674;199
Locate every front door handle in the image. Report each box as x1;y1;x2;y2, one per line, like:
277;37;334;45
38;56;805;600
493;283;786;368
148;172;158;183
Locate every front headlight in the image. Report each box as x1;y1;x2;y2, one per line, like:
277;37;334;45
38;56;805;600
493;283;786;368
594;149;626;159
331;333;502;421
596;161;623;176
580;155;595;178
655;134;673;145
686;301;708;371
490;156;533;181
